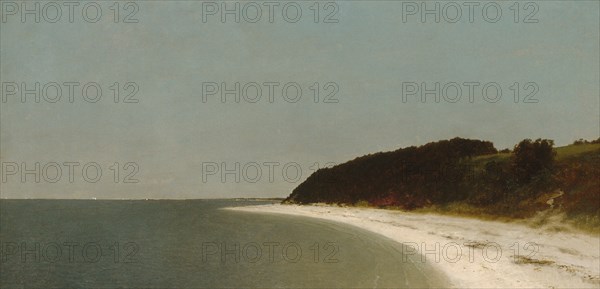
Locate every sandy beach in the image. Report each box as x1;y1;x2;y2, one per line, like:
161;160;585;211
228;204;600;288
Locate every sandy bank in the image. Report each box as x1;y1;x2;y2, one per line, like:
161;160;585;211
227;204;600;288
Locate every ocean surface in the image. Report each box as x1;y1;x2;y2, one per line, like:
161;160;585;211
0;199;447;288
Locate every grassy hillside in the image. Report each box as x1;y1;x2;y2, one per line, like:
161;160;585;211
284;138;600;233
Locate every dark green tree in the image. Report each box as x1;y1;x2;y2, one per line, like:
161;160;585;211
511;139;555;183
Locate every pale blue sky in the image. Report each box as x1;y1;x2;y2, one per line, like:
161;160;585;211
1;1;598;199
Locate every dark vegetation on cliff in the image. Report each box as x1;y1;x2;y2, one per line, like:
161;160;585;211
284;137;600;230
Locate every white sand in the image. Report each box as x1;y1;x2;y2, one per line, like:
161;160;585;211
227;204;600;288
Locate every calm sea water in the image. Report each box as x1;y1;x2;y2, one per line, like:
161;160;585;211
0;199;447;288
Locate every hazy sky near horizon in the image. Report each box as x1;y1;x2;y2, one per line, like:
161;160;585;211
1;1;598;199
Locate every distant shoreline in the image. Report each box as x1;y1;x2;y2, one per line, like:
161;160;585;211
0;197;284;201
228;203;600;288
